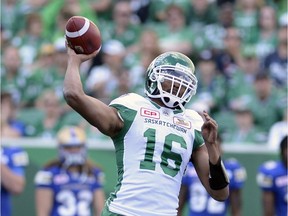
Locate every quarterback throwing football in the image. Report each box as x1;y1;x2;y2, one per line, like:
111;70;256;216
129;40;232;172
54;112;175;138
63;46;229;216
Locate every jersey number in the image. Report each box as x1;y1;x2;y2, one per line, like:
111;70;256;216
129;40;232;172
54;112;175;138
190;182;225;213
140;128;187;177
56;190;92;216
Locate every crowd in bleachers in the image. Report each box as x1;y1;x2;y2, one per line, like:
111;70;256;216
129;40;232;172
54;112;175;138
1;0;287;147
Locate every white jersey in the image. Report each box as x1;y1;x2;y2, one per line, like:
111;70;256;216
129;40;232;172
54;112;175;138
107;93;204;216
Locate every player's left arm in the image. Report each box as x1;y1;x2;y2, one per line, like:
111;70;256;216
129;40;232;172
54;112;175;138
192;111;229;201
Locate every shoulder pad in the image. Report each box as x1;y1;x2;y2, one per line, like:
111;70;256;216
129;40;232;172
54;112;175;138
34;170;53;185
109;93;147;109
11;151;29;167
185;109;204;131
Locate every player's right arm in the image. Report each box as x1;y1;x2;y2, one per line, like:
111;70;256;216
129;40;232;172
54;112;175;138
35;188;53;216
63;47;123;137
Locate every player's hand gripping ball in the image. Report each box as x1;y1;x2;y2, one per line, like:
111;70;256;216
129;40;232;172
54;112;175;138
65;16;101;54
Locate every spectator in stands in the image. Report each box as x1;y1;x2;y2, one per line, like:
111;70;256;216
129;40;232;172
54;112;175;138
1;45;27;106
127;28;162;95
257;135;288;216
34;126;105;216
22;44;57;107
1;0;26;38
147;0;190;23
154;4;195;56
223;107;266;144
1;91;26;137
90;0;113;23
253;5;278;59
1;145;29;216
215;27;244;79
204;2;235;50
100;0;142;54
233;0;261;44
85;40;127;104
227;47;261;111
41;0;97;41
16;12;48;70
178;134;247;216
34;89;64;138
188;0;219;30
189;49;227;114
246;73;284;138
262;23;287;90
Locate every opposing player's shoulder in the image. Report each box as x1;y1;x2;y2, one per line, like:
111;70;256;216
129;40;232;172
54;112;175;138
34;169;54;185
4;146;29;167
184;109;204;130
224;158;243;169
92;168;105;184
110;93;147;109
257;160;282;188
224;158;247;182
259;160;278;171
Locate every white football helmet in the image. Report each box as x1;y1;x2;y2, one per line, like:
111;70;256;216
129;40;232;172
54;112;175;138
145;52;197;109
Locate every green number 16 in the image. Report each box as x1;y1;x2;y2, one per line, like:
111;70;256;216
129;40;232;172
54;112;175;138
140;128;187;177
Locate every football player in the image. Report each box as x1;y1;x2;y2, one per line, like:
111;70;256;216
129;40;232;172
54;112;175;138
63;47;229;215
34;126;105;216
178;135;247;216
1;146;29;216
257;136;288;216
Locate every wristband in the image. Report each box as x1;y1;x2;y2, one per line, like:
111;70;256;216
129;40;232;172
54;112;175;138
209;157;230;190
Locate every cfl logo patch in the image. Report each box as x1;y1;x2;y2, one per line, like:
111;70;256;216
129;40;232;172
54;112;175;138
140;108;160;119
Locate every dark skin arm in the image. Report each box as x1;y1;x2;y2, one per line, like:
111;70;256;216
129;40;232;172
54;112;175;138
63;47;124;137
191;111;229;201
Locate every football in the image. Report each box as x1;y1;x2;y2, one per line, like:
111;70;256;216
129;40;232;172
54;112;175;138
65;16;101;55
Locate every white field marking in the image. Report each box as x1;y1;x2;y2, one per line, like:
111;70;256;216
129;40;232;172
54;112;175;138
65;17;90;38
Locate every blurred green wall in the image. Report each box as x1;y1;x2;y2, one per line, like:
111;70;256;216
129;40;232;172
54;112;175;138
11;147;277;216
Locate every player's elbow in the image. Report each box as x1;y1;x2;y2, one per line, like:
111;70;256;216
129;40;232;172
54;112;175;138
210;186;229;201
63;87;84;107
9;180;25;195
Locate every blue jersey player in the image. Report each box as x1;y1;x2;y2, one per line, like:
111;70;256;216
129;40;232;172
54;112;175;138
1;146;29;216
34;126;105;216
257;136;287;216
178;136;246;216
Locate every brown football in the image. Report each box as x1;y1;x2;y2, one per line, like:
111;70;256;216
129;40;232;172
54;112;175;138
65;16;101;54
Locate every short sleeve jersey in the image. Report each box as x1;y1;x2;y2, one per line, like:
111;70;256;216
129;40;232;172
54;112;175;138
34;165;103;216
182;159;246;216
107;93;204;216
1;146;29;216
257;160;288;216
